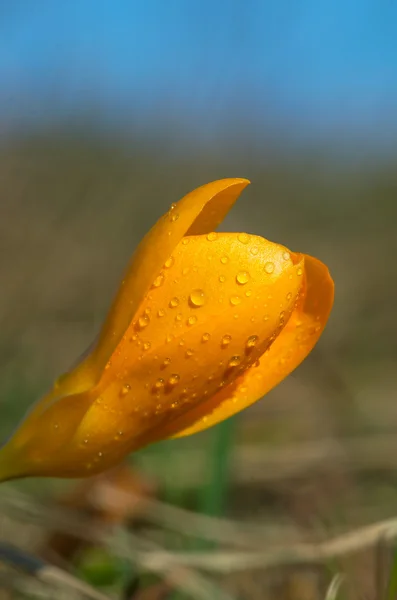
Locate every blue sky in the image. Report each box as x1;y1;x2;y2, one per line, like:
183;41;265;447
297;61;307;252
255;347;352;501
0;0;396;150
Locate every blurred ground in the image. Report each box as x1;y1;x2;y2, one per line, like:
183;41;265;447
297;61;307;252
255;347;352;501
1;128;397;599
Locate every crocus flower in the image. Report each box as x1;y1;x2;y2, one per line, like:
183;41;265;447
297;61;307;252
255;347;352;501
0;179;334;481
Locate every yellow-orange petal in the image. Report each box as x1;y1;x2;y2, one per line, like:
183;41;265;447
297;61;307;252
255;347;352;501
66;234;304;467
146;253;334;440
47;179;250;402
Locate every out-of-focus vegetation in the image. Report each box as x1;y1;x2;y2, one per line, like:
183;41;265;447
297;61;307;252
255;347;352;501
1;126;397;599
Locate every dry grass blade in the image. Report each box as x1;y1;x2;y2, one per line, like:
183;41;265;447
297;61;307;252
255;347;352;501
0;542;111;600
324;574;345;600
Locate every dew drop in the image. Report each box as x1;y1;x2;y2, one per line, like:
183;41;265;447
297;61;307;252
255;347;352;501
157;309;165;317
154;378;165;390
230;295;241;306
187;315;197;326
169;297;179;308
228;356;241;367
264;262;275;274
175;313;183;322
164;256;174;269
130;334;138;343
182;238;190;245
236;271;250;285
283;251;290;261
263;314;270;322
245;290;252;297
246;335;259;350
120;383;131;397
207;232;218;241
168;374;180;387
238;233;250;244
143;341;151;351
137;314;150;330
250;246;259;256
219;275;226;283
152;274;164;288
297;267;303;276
286;292;293;301
202;332;211;343
182;267;190;276
166;334;175;343
221;334;232;347
220;255;229;264
170;202;177;210
170;213;179;222
189;289;206;307
162;357;171;368
185;348;194;358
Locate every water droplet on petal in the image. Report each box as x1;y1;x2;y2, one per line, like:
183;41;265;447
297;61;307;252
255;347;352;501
170;202;177;210
283;251;290;261
230;295;241;306
137;315;150;330
238;233;250;244
264;262;274;274
175;313;183;322
187;315;197;326
297;267;303;276
182;238;190;245
120;384;131;397
154;378;165;390
219;275;226;283
221;334;232;347
169;297;179;308
185;348;194;358
164;256;174;269
228;356;241;367
202;332;211;343
189;289;206;307
182;267;190;275
207;232;217;241
246;335;259;350
220;255;229;264
170;213;179;222
168;374;180;387
286;292;292;301
236;271;250;285
152;274;164;288
161;357;171;368
157;309;165;317
250;246;259;256
143;341;151;351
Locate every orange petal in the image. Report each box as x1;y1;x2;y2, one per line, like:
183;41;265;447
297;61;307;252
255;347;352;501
50;179;250;400
69;233;304;464
148;253;334;440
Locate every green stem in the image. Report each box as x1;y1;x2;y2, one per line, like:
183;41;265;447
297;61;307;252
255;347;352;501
198;416;236;547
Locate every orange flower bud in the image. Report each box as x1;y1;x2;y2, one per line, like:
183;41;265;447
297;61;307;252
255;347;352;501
0;179;334;481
